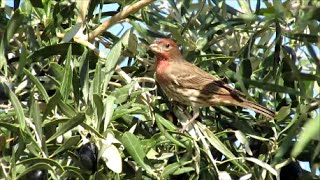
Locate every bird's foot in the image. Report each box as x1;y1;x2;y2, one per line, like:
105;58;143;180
178;121;194;133
178;113;198;133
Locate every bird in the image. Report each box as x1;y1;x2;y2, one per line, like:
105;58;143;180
149;38;275;126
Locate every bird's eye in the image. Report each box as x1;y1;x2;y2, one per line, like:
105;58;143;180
165;43;170;48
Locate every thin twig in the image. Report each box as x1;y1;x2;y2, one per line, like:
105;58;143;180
87;0;155;41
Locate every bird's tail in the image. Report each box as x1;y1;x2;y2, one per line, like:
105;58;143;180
236;99;275;119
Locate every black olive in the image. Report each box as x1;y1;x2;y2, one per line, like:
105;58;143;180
280;161;302;180
0;81;13;101
78;142;98;174
19;169;48;180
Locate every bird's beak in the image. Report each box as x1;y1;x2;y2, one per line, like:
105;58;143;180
149;43;160;54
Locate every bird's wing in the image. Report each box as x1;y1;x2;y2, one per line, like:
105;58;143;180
171;61;243;98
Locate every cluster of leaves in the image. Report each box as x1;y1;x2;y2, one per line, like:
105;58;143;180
0;0;319;179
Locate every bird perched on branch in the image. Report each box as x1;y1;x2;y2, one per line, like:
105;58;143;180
149;38;275;127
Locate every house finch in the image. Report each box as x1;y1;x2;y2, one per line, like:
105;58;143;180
149;38;275;124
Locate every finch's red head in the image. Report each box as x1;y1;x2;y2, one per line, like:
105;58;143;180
149;39;182;61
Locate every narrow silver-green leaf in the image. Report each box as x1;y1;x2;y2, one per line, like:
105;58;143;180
60;168;85;180
0;122;20;132
46;113;85;143
79;48;89;103
104;95;116;131
111;106;142;121
0;38;7;75
92;61;102;96
155;113;186;148
15;43;27;78
30;98;43;143
60;45;73;100
61;23;82;43
244;157;277;175
80;123;104;138
103;35;123;86
121;132;155;175
93;94;104;124
7;84;26;130
23;68;49;103
43;91;61;118
172;167;195;175
155;113;177;131
291;114;320;158
50;135;81;157
161;161;191;178
57;100;76;118
16;163;56;180
198;123;247;172
5;10;24;44
17;157;64;171
275;105;291;122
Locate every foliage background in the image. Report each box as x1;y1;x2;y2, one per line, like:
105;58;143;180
0;0;319;179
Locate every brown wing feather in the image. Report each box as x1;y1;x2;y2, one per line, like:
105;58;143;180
171;61;240;97
168;60;275;118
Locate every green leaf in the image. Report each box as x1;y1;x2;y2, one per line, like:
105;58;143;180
155;113;176;131
58;98;77;118
92;61;102;96
103;95;116;131
155;113;186;148
161;161;191;178
60;45;73;100
291;114;320;158
100;144;122;173
285;32;319;43
239;59;252;80
30;98;43;143
23;68;49;103
93;94;104;124
17;157;64;171
244;157;277;175
27;43;84;62
121;132;155;175
196;37;207;50
199;123;247;172
0;122;20;133
111;106;142;121
121;29;138;57
5;9;24;44
15;44;27;78
238;0;252;14
103;35;123;86
111;81;135;104
60;168;85;180
235;130;252;156
16;163;56;180
0;38;7;75
79;48;89;102
46;113;85;143
243;79;303;96
7;84;26;130
61;22;82;43
49;62;64;82
273;113;303;163
50;135;80;157
72;71;81;106
43;91;61;119
172;167;195;175
30;0;44;8
275;105;291;122
80;123;104;138
203;127;236;159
